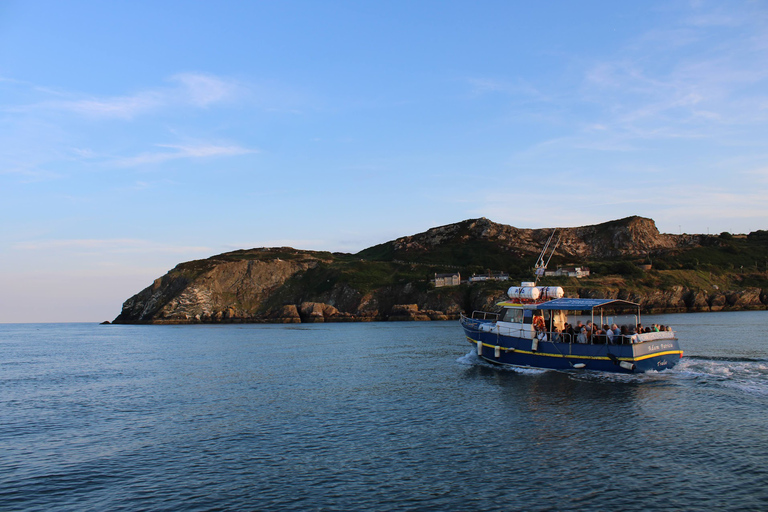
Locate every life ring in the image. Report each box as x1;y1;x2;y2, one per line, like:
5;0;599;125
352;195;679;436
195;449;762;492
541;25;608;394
533;315;545;331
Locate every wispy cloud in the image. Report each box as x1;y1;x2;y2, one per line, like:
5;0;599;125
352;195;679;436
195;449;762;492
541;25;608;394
582;5;768;138
171;73;239;107
44;91;164;119
13;238;211;254
0;165;63;181
12;73;241;120
116;142;258;167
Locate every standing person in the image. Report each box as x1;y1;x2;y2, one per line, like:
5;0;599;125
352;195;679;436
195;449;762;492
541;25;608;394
585;320;594;343
605;324;615;344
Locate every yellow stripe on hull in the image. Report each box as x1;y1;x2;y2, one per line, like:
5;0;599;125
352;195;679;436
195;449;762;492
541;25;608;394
467;336;683;363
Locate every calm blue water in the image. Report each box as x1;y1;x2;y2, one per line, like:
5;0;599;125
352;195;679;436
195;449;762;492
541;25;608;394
2;311;768;511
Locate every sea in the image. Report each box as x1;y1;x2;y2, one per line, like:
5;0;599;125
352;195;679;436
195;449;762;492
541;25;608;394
2;310;767;511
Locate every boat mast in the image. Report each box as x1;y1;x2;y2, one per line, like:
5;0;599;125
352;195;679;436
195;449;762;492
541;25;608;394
534;229;560;285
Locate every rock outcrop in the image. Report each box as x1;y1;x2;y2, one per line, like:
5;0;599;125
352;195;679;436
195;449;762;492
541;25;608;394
114;249;325;324
390;216;696;260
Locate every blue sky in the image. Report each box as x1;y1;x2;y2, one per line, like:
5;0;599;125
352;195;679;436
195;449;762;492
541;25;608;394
2;0;767;322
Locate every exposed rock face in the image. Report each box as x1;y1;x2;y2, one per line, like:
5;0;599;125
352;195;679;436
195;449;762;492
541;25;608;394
114;250;323;324
391;216;696;260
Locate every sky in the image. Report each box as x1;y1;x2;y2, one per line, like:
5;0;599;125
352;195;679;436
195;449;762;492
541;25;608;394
1;0;768;322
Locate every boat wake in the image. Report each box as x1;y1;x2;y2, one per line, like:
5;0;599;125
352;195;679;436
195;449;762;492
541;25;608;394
684;355;768;363
672;356;768;395
457;349;768;394
456;349;483;366
456;349;549;375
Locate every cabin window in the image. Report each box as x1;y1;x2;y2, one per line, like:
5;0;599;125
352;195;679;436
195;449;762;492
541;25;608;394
500;309;523;323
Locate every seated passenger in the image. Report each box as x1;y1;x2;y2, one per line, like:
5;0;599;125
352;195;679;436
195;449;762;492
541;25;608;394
619;325;629;344
592;327;604;344
605;324;615;344
551;327;562;343
577;327;588;344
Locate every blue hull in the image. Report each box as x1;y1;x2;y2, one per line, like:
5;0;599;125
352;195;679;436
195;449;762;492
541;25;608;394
462;322;682;374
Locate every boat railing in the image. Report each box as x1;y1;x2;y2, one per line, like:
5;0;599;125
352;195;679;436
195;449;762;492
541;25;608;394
539;329;676;345
460;311;498;332
469;311;499;321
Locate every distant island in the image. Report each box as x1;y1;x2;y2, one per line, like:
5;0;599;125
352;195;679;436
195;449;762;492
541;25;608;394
112;216;768;324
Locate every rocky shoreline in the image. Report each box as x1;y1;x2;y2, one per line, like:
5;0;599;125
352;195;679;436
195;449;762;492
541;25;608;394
113;288;767;325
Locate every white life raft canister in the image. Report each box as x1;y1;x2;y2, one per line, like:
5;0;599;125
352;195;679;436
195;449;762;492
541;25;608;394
507;284;564;300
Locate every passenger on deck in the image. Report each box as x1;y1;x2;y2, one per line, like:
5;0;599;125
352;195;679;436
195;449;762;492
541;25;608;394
585;321;594;342
605;324;615;344
620;325;629;344
591;326;603;343
577;327;588;344
551;327;562;343
564;323;575;343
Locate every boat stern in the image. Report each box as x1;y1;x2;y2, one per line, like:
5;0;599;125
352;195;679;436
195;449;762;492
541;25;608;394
630;335;683;372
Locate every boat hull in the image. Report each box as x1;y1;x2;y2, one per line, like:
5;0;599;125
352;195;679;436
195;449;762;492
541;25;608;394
463;322;682;373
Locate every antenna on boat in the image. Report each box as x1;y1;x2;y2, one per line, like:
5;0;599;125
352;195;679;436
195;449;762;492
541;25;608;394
534;229;560;284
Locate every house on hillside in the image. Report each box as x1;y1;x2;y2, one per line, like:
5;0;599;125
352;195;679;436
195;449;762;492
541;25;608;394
434;272;461;287
544;266;590;278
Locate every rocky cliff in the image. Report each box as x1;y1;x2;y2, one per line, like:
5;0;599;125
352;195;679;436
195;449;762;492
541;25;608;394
114;248;325;323
387;216;696;259
113;217;768;324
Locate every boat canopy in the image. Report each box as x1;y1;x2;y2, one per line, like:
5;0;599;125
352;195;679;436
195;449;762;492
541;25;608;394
535;298;639;311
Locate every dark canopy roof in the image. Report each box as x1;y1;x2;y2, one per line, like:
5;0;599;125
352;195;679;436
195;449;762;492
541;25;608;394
536;298;639;311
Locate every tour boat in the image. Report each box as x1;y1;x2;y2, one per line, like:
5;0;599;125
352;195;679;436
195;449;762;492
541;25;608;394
460;283;683;373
